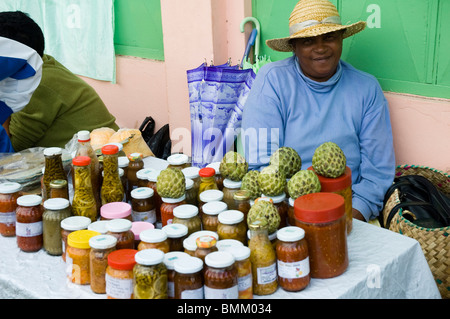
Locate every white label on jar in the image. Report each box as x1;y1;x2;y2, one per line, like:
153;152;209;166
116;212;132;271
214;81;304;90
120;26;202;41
132;209;156;223
181;286;204;299
238;273;253;291
15;221;42;237
277;257;310;279
0;211;16;225
256;263;277;285
105;273;133;299
204;285;238;299
168;281;175;298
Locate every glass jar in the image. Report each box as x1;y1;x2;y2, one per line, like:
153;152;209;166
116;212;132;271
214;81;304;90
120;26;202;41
308;166;353;234
167;153;190;170
89;234;117;294
101;144;125;205
160;195;186;227
131;221;154;248
138;228;170;253
105;218;135;250
16;195;44;252
194;235;218;264
42;147;67;201
49;179;69;200
276;226;310;292
248;219;278;295
206;162;223;190
174;256;204;299
204;251;239;299
87;220;109;234
233;190;251;221
43;198;72;256
136;168;154;188
198;189;224;215
222;179;242;209
183;236;197;257
216;239;244;252
182;166;200;205
66;229;100;285
162;223;188;252
146;170;162;225
198;167;218;203
72;156;97;222
184;178;197;206
133;249;168;299
118;156;129;201
230;245;253;299
217;210;247;244
263;192;289;229
0;182;21;237
106;249;137;299
201;200;227;232
288;198;296;226
172;204;202;236
294;192;348;278
61;216;92;262
126;152;144;200
164;251;191;299
100;201;132;221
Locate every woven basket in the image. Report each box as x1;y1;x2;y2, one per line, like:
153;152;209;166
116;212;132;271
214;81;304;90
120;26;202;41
381;165;450;298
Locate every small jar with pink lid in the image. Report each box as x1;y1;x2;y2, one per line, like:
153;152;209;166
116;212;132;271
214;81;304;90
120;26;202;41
100;202;132;221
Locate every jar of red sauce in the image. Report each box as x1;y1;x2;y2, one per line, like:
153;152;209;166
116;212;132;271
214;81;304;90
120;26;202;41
160;195;186;226
105;218;135;250
16;195;44;252
204;251;238;299
294;192;348;278
0;182;22;237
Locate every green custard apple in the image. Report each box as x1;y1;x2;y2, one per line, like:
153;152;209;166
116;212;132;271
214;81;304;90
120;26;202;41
240;170;261;200
219;151;248;181
247;198;280;234
287;170;321;199
257;165;286;197
312;142;346;178
269;146;302;179
156;167;186;198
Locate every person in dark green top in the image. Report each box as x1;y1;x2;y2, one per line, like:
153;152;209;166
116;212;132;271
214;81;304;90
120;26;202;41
0;11;119;151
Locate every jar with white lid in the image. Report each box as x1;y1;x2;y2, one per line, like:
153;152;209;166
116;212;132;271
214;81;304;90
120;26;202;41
131;187;156;223
184;178;197;206
204;251;238;299
217;210;246;244
262;192;288;228
288;197;296;226
162;223;188;251
216;239;244;252
105;218;134;250
183;236;197;256
138;228;170;253
89;234;117;294
43;198;72;255
164;251;191;299
133;249;168;299
222;179;242;210
230;245;253;299
0;182;22;237
16;194;44;252
87;220;109;234
61;216;92;261
172;204;201;236
201;200;227;231
136;168;155;188
167;153;190;169
182;167;200;205
160;194;186;227
174;256;204;299
199;189;224;215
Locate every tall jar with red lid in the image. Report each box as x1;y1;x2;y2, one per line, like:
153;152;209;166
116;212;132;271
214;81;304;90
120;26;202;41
72;156;97;222
106;249;138;299
0;182;22;237
101;144;124;205
308;166;353;234
16;195;44;252
198;167;218;203
294;192;348;278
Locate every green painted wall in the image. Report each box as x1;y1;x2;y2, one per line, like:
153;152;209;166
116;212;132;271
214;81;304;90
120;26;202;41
252;0;450;99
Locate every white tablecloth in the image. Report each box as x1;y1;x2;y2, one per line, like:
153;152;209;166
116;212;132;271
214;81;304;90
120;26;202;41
0;219;441;299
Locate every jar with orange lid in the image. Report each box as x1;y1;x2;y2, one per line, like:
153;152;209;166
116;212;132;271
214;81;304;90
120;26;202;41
174;256;204;299
206;162;223;190
43;198;72;256
126;153;144;200
201;200;227;231
66;229;101;285
162;223;188;252
16;195;44;252
167;153;190;170
101;144;124;205
308;166;353;234
198;189;223;215
131;187;156;223
49;179;69;200
230;245;253;299
204;251;239;299
61;216;92;262
233;190;251;221
133;249;168;299
262;192;289;228
106;249;137;299
194;235;218;264
160;194;186;226
172;204;202;236
184;178;197;206
89;234;117;294
294;192;348;278
217;210;247;244
222;179;242;209
72;156;97;222
0;182;21;237
100;201;132;221
276;226;310;292
106;218;135;250
138;228;170;253
164;251;190;298
197;167;218;202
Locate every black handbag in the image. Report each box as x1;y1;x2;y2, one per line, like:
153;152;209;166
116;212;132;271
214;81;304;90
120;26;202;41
381;174;450;229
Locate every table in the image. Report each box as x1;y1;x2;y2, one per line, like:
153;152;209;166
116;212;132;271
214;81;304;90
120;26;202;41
0;219;441;299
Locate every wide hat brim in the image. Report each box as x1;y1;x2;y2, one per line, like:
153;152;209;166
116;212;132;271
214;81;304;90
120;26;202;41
266;20;366;52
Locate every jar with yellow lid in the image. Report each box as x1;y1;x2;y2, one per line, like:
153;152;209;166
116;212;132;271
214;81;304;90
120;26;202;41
172;204;202;236
217;210;247;244
66;229;101;285
222;179;242;209
138;228;170;253
133;249;168;299
162;223;188;252
106;249;137;299
89;234;117;294
201;200;227;231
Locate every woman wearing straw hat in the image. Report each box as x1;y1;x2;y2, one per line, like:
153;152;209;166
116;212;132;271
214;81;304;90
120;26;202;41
241;0;395;222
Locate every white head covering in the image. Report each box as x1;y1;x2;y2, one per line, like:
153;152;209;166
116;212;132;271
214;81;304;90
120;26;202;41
0;36;43;124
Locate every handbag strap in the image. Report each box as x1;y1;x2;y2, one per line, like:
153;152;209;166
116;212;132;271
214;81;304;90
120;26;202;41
385;201;434;229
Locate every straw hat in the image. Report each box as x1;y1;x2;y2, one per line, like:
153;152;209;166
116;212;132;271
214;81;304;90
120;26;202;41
266;0;366;52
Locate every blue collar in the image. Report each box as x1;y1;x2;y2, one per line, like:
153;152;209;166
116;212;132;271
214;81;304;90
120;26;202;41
294;55;342;93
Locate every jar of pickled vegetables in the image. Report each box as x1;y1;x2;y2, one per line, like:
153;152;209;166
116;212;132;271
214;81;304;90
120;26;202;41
222;179;242;209
174;256;204;299
72;156;97;222
217;210;247;244
101;144;125;205
231;245;253;299
66;229;101;285
198;189;224;215
204;251;239;299
106;249;137;299
61;216;91;262
233;190;251;221
308;166;353;234
16;195;44;252
276;226;310;292
130;187;156;223
43;198;72;256
89;234;117;294
184;178;197;206
162;223;188;252
206;162;223;190
194;235;218;264
198;167;218;202
201;200;227;232
133;249;168;299
138;228;170;253
263;192;288;228
172;204;202;236
167;153;190;170
294;192;348;279
164;251;190;299
42;147;67;201
49;179;69;200
100;201;132;221
160;195;186;226
0;182;21;237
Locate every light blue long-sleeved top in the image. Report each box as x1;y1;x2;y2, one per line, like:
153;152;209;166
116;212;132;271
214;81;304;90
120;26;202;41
240;55;395;221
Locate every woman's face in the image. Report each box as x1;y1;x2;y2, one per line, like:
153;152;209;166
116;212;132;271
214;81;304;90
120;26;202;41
292;30;344;82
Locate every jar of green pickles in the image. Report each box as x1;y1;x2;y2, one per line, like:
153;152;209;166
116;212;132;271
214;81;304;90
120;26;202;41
72;156;97;222
42;147;67;201
43;198;72;256
101;144;124;205
133;249;168;299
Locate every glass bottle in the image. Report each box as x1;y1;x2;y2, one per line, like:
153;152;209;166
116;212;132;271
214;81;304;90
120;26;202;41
42;147;67;201
197;167;218;202
126;153;144;201
43;198;72;256
133;249;168;299
101;144;125;205
0;182;21;237
89;234;117;294
16;195;44;252
49;179;70;200
174;256;204;299
72;156;97;222
222;179;242;209
204;251;239;299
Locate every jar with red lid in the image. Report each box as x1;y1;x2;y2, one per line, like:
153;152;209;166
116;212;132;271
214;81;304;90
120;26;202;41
106;249;138;299
308;166;353;234
105;218;135;250
16;195;44;252
276;226;310;291
0;182;22;237
126;153;144;201
262;192;289;228
72;156;97;222
101;144;124;205
160;194;186;226
206;162;223;190
198;167;218;203
204;251;239;299
222;179;242;209
100;201;132;221
294;192;348;278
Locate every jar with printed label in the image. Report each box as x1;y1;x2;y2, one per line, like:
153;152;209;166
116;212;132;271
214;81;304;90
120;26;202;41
174;256;204;299
198;189;223;215
131;221;154;248
184;178;197;206
217;210;247;244
49;179;69;201
162;223;188;252
167;153;190;170
101;145;125;205
133;249;168;299
160;195;186;226
294;192;348;278
61;216;92;262
164;251;190;299
16;195;44;252
131;187;156;223
276;226;310;291
206;162;223;190
204;251;238;299
106;249;137;299
138;228;170;253
248;219;278;295
100;202;132;221
105;218;135;250
201;200;227;232
222;179;242;209
42;147;67;201
172;204;202;236
230;245;253;299
72;156;97;222
0;182;21;237
66;229;101;285
89;234;117;294
43;198;72;255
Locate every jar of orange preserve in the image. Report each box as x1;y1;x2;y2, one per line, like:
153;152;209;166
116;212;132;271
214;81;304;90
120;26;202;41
106;249;138;299
0;182;21;237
